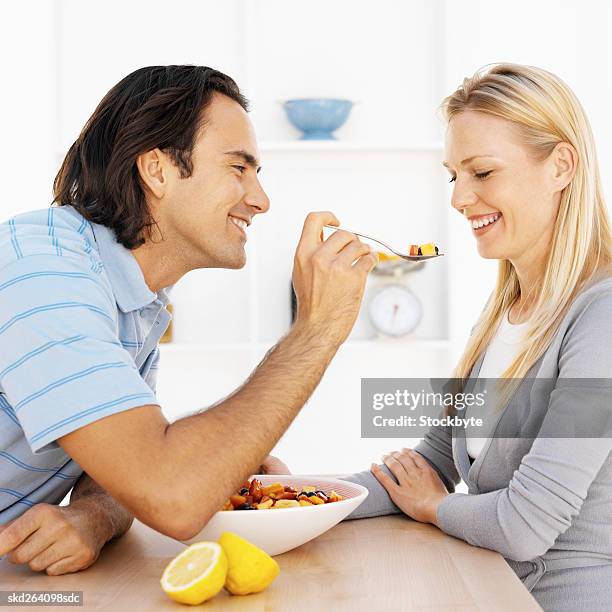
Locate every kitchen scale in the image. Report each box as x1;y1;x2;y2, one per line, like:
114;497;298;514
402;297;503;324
365;258;423;338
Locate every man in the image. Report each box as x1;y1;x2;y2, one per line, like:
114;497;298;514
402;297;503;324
0;65;376;575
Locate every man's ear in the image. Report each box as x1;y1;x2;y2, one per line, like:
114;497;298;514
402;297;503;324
551;141;577;192
136;148;169;199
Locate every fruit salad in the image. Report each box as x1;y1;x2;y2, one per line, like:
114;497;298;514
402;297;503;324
222;478;344;510
409;243;439;256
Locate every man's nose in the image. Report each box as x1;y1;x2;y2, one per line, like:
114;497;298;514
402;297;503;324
245;177;271;215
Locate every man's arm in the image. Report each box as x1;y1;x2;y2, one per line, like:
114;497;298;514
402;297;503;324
0;473;132;575
68;472;133;542
58;212;378;540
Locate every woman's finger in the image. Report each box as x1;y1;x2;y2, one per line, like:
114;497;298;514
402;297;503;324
371;463;399;494
408;449;431;470
392;450;419;472
382;454;409;486
259;455;291;475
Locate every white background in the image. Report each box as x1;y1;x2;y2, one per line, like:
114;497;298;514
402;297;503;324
1;0;611;473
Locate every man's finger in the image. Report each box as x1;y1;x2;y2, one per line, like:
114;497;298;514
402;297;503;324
334;240;372;267
0;511;41;557
7;528;57;565
371;463;400;494
353;251;379;275
320;229;360;256
26;544;59;573
44;554;78;576
297;211;340;254
0;520;14;535
27;542;71;573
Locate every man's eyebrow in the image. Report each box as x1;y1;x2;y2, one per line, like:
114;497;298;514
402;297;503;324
442;155;495;169
224;149;262;172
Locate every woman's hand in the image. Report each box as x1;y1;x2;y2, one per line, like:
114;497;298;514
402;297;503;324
259;454;291;475
371;448;449;526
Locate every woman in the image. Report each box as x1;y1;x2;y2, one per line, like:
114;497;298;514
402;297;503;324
342;64;612;611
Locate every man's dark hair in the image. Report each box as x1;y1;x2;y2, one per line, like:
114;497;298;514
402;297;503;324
53;65;249;249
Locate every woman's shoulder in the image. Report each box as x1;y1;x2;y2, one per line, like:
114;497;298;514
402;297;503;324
571;274;612;317
557;274;612;365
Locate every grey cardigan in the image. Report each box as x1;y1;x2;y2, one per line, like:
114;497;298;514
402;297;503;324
343;276;612;612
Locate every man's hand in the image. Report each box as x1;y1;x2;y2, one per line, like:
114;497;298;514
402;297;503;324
0;473;133;575
371;448;449;526
0;502;112;575
292;212;378;346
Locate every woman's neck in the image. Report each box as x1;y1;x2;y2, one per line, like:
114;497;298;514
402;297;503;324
509;254;547;324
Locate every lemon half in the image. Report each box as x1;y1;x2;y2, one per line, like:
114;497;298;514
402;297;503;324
219;531;280;596
160;541;228;605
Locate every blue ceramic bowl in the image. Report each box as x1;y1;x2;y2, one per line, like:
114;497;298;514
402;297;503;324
282;98;354;140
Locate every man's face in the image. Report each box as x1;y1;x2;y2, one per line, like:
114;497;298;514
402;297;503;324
159;93;269;269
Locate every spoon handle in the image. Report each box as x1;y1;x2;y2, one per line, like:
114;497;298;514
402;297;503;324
323;224;398;255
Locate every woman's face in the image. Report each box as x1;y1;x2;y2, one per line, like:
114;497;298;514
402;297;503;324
444;110;560;262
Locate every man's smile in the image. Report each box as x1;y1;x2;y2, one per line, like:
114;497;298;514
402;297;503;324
229;215;250;238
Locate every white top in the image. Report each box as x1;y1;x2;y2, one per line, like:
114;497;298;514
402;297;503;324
466;310;529;459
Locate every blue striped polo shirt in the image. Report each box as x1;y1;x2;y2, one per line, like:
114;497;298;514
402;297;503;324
0;204;172;524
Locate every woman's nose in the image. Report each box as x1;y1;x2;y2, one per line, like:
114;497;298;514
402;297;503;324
450;179;478;213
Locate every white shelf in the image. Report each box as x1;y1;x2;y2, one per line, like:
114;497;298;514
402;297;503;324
259;141;443;153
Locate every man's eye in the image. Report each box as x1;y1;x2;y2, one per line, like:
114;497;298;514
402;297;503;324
475;170;492;180
232;165;246;173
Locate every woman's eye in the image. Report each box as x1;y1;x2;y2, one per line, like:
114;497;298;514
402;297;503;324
475;170;492;180
448;176;456;183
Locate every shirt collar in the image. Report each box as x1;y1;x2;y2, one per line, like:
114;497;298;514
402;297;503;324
90;221;171;313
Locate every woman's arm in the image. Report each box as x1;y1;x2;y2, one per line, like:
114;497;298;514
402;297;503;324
436;436;611;561
433;293;612;561
342;424;461;520
342;464;402;519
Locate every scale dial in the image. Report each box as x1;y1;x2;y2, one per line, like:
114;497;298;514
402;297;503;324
368;284;422;337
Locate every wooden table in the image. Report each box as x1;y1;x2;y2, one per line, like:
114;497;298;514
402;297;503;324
0;516;541;611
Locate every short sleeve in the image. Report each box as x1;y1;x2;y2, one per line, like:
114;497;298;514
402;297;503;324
143;347;161;396
0;255;158;454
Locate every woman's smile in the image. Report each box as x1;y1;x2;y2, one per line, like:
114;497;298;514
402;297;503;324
469;211;503;236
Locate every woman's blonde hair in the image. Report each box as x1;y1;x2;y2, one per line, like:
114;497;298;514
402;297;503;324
444;63;612;389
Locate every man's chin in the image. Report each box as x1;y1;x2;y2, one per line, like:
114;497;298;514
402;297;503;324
221;251;247;270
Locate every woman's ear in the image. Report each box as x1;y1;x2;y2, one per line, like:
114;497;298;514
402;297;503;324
551;142;577;192
136;148;169;199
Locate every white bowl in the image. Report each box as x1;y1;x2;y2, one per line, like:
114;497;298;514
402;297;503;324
183;475;368;556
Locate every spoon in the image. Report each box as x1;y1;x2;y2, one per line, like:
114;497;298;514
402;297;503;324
323;225;444;261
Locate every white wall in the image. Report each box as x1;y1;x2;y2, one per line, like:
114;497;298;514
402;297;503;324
0;0;57;219
2;0;612;473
